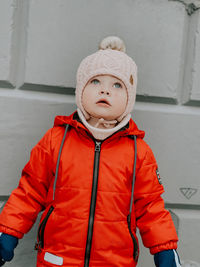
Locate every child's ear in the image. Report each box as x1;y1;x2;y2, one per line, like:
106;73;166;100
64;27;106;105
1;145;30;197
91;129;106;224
130;75;134;85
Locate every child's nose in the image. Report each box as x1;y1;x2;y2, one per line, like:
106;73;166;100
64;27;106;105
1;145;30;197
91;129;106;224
99;88;111;96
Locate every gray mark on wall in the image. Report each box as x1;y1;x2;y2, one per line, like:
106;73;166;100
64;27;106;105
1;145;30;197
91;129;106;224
179;188;198;199
169;0;200;15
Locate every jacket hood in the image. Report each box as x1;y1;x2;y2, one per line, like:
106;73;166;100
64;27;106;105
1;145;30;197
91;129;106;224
54;111;145;139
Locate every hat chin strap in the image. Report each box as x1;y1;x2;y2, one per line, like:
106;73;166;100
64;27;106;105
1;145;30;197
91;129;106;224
77;108;131;140
78;101;129;124
78;103;122;128
94;118;118;128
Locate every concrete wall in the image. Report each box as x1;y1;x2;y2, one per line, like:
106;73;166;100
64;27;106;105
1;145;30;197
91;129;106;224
0;0;200;266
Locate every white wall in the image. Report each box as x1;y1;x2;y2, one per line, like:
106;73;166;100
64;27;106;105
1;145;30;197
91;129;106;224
0;0;200;266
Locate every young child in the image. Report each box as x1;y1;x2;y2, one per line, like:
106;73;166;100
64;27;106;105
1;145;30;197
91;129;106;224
0;36;181;267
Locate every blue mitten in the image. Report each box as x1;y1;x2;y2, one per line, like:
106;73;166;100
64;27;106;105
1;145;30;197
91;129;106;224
0;233;18;266
154;249;181;267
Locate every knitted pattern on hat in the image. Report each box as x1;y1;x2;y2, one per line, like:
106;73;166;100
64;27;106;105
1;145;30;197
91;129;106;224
76;47;137;122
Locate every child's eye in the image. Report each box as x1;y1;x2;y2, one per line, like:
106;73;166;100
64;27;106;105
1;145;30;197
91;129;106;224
113;82;122;88
91;79;100;85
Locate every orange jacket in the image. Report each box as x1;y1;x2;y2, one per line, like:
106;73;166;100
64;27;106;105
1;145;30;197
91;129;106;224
0;112;178;267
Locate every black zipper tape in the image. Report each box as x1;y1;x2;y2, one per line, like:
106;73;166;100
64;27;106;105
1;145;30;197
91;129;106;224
35;205;54;250
84;141;101;267
127;214;139;263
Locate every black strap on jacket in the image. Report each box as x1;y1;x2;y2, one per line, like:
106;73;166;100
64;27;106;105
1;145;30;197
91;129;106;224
53;124;69;200
127;135;138;262
129;135;137;215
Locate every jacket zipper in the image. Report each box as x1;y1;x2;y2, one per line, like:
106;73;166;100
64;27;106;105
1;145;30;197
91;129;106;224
127;214;139;263
84;141;101;267
35;205;54;251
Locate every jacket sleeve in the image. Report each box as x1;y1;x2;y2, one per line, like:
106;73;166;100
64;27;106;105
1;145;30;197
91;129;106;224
134;141;178;254
0;128;54;239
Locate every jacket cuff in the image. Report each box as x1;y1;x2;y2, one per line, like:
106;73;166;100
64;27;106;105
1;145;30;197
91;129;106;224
0;224;24;239
150;241;178;255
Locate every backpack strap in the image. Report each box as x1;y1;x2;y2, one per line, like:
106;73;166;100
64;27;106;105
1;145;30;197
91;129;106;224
53;124;69;200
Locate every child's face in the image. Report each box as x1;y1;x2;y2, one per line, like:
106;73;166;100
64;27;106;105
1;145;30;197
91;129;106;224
82;75;128;121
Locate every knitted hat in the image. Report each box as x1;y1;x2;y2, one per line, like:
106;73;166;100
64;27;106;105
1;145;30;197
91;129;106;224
75;36;137;122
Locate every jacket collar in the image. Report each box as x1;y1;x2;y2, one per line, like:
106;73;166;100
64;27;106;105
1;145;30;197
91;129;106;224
54;111;145;140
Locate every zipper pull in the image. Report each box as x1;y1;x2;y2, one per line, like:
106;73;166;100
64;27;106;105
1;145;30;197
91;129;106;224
95;141;101;152
34;241;42;252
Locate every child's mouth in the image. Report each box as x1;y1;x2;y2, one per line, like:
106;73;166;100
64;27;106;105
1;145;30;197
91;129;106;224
96;99;111;106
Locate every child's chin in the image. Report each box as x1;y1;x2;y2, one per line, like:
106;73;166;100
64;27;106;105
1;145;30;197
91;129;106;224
96;115;116;121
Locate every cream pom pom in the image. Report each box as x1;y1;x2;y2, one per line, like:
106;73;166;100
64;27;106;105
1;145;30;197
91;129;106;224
99;36;126;53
